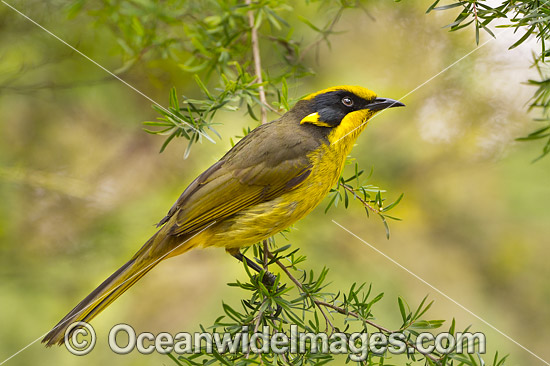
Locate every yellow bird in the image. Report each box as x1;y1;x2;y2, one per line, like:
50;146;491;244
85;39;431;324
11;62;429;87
42;85;404;346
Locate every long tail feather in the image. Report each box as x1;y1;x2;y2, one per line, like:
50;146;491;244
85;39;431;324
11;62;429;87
42;231;185;346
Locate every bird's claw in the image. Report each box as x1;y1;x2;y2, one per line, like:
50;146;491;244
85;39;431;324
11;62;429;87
261;271;277;288
255;271;283;319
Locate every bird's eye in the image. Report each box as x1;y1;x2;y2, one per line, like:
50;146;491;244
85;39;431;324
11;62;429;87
342;96;354;107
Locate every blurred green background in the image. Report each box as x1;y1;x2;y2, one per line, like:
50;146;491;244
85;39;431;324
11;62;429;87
1;0;549;365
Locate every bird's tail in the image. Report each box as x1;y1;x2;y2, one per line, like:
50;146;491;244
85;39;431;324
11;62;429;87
42;231;185;346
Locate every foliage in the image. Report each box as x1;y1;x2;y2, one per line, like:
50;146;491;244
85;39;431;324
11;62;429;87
70;0;342;151
325;162;403;239
168;243;500;365
425;0;550;160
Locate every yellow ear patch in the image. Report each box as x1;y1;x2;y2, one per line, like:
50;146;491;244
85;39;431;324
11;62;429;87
300;112;333;127
304;85;377;102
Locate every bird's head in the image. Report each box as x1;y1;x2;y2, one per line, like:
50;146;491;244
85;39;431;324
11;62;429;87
297;85;404;143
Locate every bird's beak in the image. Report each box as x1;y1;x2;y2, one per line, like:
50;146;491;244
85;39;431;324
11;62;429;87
367;97;405;111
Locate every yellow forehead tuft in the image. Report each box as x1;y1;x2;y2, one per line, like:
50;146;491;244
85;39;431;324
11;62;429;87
304;85;377;101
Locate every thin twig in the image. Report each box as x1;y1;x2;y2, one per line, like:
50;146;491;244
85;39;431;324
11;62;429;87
298;6;345;63
247;298;267;359
245;0;268;125
263;101;282;115
340;182;381;215
314;300;392;333
268;252;440;362
319;300;440;362
266;251;336;332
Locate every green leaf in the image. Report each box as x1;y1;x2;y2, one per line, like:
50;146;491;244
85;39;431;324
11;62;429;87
433;2;463;11
426;0;441;13
194;75;213;100
159;130;178;153
509;25;536;49
397;296;408;323
298;15;321;32
131;16;144;37
516;125;550;141
247;103;258;121
382;193;404;212
169;87;179;110
411;319;445;329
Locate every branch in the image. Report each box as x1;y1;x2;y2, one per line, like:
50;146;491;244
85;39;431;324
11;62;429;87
267;250;441;363
340;182;381;215
298;6;344;63
245;0;268;125
267;251;335;332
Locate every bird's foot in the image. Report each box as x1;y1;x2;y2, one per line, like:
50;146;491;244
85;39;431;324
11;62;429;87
253;270;277;288
253;271;283;319
229;249;283;318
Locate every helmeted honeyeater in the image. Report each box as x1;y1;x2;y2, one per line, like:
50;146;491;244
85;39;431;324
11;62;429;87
43;85;404;346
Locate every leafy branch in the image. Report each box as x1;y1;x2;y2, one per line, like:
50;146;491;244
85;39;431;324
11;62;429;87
426;0;550;159
143;85;220;157
325;162;403;238
169;243;499;365
520;59;550;161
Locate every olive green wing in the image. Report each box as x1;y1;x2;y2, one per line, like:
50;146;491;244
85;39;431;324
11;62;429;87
157;122;319;236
